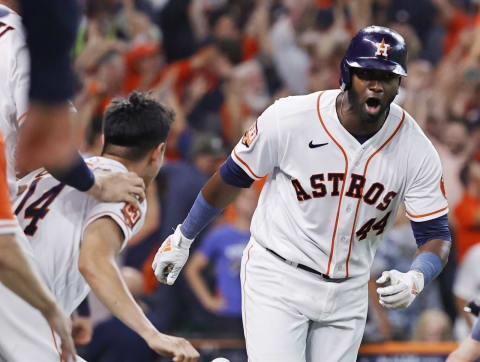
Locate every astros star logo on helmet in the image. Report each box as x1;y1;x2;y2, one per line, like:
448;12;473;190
374;38;392;58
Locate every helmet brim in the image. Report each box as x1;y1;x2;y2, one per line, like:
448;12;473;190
346;57;407;77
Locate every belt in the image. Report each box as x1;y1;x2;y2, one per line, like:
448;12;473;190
266;248;348;283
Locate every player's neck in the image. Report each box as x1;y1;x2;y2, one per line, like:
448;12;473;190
336;91;388;135
103;154;151;188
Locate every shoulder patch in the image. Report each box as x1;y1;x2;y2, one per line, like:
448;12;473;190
122;204;141;229
241;121;258;148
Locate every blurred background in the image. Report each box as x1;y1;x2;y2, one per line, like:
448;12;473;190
69;0;480;360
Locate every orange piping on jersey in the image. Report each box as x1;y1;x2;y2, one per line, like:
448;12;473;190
316;91;349;276
345;111;406;278
16;111;28;124
233;148;266;179
50;327;62;361
242;243;254;355
406;206;448;218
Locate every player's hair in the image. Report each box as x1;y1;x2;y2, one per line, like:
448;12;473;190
102;92;174;161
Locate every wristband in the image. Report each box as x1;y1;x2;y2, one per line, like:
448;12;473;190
410;252;443;285
51;153;95;192
180;192;223;239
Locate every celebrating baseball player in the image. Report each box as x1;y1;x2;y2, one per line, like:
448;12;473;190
152;26;452;361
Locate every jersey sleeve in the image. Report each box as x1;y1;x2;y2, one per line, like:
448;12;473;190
404;143;449;222
231;103;279;180
82;199;146;251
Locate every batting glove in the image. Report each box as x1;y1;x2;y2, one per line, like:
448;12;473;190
376;270;424;309
152;225;194;285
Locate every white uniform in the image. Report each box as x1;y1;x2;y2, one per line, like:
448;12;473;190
0;5;29;199
233;90;448;361
0;157;146;362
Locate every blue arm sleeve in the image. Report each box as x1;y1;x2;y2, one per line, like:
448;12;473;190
48;153;95;192
410;214;452;247
409;215;451;285
219;156;254;188
21;0;79;103
180;193;223;240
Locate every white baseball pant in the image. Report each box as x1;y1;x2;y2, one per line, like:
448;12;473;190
241;238;369;362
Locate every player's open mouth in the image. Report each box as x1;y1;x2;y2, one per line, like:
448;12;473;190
365;97;381;114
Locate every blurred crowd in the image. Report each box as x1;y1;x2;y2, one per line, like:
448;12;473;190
69;0;480;359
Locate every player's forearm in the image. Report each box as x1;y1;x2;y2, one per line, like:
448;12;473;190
180;172;241;240
202;172;242;209
80;257;158;341
0;233;58;317
414;238;451;266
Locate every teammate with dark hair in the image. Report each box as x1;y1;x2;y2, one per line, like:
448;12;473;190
0;92;199;362
152;26;451;361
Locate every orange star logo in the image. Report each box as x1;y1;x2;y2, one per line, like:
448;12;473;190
374;38;392;58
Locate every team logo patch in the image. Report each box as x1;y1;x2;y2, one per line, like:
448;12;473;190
374;38;392;58
440;176;447;199
241;121;258;148
122;204;141;229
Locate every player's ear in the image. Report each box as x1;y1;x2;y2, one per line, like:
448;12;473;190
151;142;166;162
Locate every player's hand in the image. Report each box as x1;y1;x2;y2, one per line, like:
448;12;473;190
152;225;194;285
146;332;200;361
87;170;145;210
42;304;77;361
71;315;93;346
376;270;424;309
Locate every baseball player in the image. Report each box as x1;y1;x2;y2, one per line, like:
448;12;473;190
152;26;452;361
0;92;199;362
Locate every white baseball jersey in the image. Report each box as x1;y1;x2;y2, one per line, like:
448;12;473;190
232;89;448;281
0;5;29;199
13;156;146;315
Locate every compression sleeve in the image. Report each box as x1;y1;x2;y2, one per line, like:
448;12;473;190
410;214;451;246
180;192;223;240
220;156;254;188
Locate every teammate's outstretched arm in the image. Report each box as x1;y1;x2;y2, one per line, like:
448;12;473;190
153;172;242;285
79;216;199;362
0;233;76;361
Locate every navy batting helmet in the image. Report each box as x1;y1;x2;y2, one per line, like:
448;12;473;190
340;26;408;90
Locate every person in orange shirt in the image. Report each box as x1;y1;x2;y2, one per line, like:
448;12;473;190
454;152;480;264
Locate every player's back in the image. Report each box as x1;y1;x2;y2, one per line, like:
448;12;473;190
0;5;29;198
13;157;146;315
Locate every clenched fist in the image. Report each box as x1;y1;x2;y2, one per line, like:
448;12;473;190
152;225;194;285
